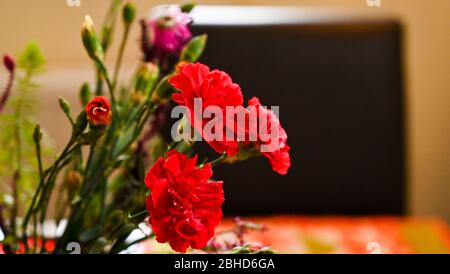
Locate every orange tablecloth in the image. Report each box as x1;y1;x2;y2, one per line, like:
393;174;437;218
140;215;450;254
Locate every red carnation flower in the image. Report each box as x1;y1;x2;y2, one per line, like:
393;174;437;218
145;150;224;253
169;62;244;156
248;97;291;175
85;96;112;126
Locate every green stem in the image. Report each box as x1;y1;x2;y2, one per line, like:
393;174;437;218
84;143;96;182
112;24;131;92
97;61;120;123
94;0;121;95
32;128;44;253
99;178;107;224
32;214;38;252
39;142;79;253
95;68;104;96
34;132;44;181
12;71;32;248
114;233;155;253
56;100;156;253
106;222;125;240
22;138;78;252
0;205;9;239
128;210;148;220
209;153;227;167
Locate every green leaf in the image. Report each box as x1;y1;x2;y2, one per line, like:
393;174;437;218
151;75;174;103
111;125;135;158
73;110;88;137
109;223;137;254
88;237;109;254
179;34;207;63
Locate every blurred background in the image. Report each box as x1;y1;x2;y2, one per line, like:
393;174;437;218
0;0;448;223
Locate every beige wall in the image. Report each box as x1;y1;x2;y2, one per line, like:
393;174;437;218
0;0;449;221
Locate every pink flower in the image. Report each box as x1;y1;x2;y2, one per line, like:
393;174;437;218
143;6;192;62
0;54;16;113
3;54;15;73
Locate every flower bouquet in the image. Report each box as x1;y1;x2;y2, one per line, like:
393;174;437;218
0;1;290;254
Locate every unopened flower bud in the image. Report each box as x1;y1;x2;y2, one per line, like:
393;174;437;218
59;97;71;115
134;62;160;97
66;170;82;189
123;2;137;26
130;91;146;104
65;170;82;201
0;54;15;113
33;124;43;143
3;54;15;73
151;75;173;104
59;97;74;125
180;2;196;13
82;15;104;62
79;82;91;106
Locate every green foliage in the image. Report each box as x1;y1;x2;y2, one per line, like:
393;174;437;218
179;35;207;63
101;0;123;52
0;42;53;218
16;41;46;75
2;1;266;255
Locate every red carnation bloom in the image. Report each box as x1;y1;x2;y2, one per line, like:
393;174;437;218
248;97;291;175
85;96;112;126
169;62;244;156
145;150;224;253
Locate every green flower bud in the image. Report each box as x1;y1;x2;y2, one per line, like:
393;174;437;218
180;2;196;13
79;82;91;106
134;62;160;97
65;170;82;201
151;75;174;104
101;25;113;51
122;2;137;26
179;34;207;63
33;124;43;143
59;97;74;125
82;15;104;62
59;97;71;115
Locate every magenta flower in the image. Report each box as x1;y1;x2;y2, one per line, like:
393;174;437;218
0;54;16;113
142;6;192;64
3;54;15;73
